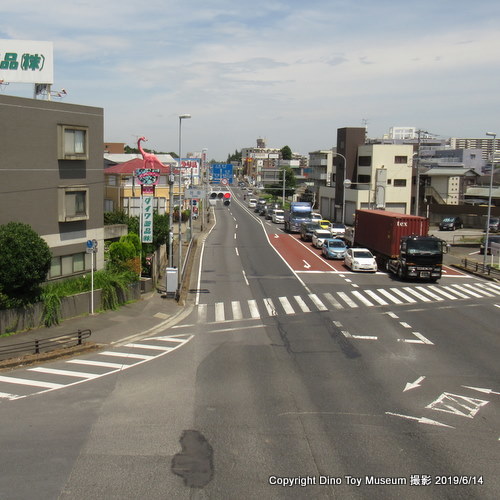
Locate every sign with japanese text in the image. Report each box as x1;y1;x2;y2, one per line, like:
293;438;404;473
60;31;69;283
0;40;53;84
141;195;154;243
179;158;200;179
135;168;160;195
210;163;233;184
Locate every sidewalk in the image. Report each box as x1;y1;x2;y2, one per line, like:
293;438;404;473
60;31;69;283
0;212;208;368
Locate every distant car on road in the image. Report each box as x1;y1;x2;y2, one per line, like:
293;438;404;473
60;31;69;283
312;229;333;249
439;216;463;231
272;209;285;223
329;222;347;238
311;212;322;222
300;222;322;241
321;238;347;259
248;198;257;208
344;248;378;272
318;220;331;230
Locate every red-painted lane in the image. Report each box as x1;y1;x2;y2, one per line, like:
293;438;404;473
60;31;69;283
269;233;466;276
268;233;341;272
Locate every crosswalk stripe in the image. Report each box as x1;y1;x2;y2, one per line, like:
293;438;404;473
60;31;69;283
0;392;19;400
336;292;359;308
294;295;311;312
198;303;207;323
0;375;64;389
402;287;432;302
263;298;277;316
279;296;295;315
231;301;243;320
248;299;260;319
323;293;344;309
215;302;225;322
450;284;482;298
389;288;417;303
427;285;458;300
28;367;101;379
478;283;500;295
126;343;173;351
99;351;154;360
377;288;404;304
308;294;328;311
415;286;444;301
352;291;375;306
461;283;495;297
440;285;470;299
67;359;128;369
364;289;388;305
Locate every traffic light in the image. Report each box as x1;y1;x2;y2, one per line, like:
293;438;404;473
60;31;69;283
223;192;231;206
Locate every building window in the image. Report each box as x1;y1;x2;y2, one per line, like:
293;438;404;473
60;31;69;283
357;175;371;184
393;179;407;187
104;199;114;212
387;179;392;185
49;252;90;279
394;156;408;164
358;156;371;166
58;186;90;222
58;125;89;160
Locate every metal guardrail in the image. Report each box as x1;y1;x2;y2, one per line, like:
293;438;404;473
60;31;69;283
0;329;91;360
461;259;500;279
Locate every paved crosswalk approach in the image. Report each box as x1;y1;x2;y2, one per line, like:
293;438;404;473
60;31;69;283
0;334;193;402
197;282;500;323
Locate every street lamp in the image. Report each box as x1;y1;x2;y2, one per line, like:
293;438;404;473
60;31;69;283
178;113;191;274
332;152;347;223
343;178;351;225
483;132;496;267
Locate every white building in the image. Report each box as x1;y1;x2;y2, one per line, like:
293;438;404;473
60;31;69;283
319;143;414;225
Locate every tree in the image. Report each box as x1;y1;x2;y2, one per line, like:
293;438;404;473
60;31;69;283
281;145;292;160
227;149;242;163
0;222;51;305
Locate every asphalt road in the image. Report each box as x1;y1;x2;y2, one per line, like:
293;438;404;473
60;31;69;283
0;189;498;499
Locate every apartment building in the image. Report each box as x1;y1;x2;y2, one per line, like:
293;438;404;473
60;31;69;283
0;94;105;278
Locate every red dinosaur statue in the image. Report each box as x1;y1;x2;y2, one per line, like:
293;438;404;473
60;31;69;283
137;137;161;169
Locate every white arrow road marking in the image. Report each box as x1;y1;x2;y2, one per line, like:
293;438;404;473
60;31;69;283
303;260;311;269
462;386;500;396
404;376;426;392
386;412;454;428
274;234;279;238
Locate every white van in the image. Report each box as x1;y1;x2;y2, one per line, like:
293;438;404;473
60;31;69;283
248;198;258;208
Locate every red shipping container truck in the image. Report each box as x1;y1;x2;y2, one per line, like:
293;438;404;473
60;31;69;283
353;210;445;281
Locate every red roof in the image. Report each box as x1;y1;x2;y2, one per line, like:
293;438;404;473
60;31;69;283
104;158;177;174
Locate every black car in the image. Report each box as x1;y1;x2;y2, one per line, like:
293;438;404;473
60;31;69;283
300;222;322;241
439;216;463;231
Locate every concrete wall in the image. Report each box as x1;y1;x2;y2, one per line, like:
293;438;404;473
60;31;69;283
0;283;140;335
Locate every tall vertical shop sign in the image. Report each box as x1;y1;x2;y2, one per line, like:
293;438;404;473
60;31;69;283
135;169;161;243
0;40;53;83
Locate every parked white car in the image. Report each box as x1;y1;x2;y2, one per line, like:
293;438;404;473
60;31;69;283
344;248;378;272
311;229;333;249
272;209;285;223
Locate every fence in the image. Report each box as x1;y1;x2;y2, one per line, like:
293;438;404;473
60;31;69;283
461;259;500;279
0;329;91;360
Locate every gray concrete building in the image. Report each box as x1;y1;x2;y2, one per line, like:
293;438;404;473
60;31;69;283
0;94;105;279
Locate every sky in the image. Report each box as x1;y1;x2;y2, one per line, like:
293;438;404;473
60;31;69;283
2;0;500;161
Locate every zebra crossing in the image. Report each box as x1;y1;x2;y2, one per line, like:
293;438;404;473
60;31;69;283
0;334;193;402
197;281;500;323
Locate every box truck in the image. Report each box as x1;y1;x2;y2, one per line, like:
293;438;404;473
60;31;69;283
353;209;446;281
